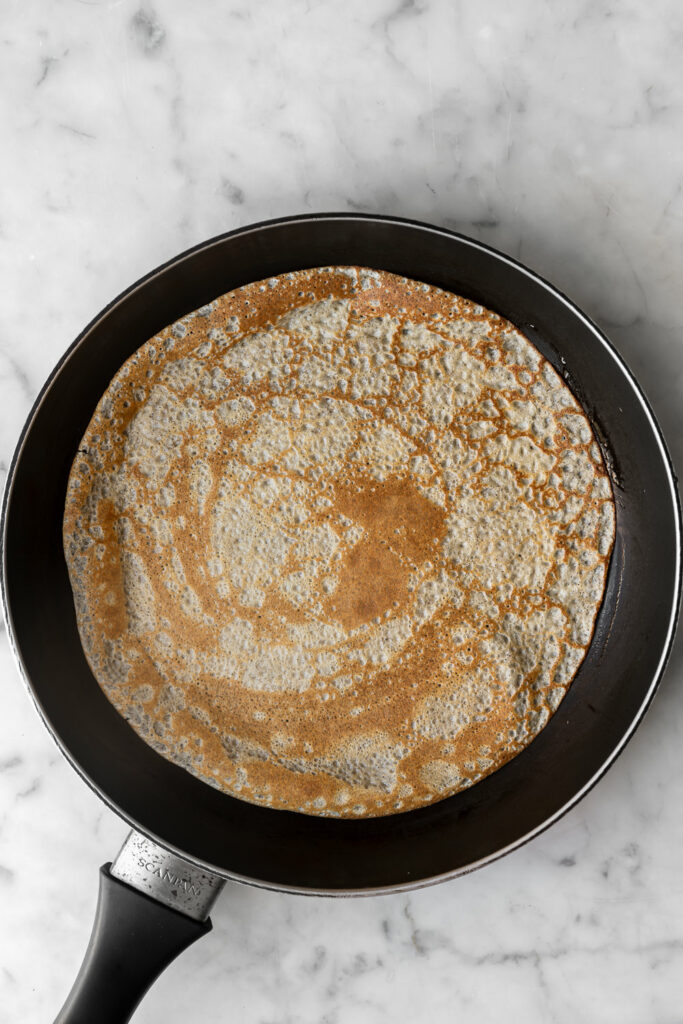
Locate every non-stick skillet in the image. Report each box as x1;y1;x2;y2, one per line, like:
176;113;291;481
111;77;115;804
2;213;680;1024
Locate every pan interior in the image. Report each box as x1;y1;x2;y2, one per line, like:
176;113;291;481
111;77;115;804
3;215;680;892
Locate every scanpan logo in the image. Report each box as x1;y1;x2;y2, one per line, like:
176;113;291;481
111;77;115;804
144;862;202;898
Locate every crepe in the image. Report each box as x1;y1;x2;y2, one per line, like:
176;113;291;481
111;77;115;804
63;266;615;817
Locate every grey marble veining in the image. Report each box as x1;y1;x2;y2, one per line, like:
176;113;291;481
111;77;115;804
1;1;682;1022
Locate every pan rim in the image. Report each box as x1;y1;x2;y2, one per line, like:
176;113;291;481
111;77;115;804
2;211;681;896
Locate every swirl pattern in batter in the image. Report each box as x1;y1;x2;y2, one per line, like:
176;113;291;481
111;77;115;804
63;267;615;817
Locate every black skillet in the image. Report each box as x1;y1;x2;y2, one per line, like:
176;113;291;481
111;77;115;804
2;214;680;1023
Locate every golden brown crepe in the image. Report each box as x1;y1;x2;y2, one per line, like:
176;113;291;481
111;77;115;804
63;267;615;817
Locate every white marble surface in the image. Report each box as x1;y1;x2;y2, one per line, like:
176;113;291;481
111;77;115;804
1;1;682;1021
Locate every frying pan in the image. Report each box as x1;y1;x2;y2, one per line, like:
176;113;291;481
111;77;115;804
2;213;680;1024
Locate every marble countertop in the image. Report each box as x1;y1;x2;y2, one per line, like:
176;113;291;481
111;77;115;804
1;1;682;1021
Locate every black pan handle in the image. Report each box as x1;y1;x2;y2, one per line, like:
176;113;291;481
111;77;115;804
54;833;225;1024
54;865;211;1024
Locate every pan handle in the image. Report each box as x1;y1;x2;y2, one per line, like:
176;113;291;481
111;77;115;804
54;832;225;1024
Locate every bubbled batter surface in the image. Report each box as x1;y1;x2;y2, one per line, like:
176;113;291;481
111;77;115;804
63;267;615;817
